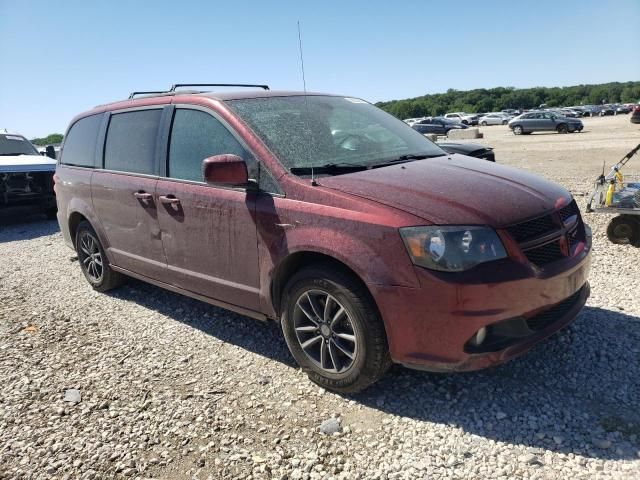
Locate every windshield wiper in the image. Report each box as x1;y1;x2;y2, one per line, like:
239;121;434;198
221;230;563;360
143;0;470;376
369;153;444;169
290;163;369;175
391;153;443;162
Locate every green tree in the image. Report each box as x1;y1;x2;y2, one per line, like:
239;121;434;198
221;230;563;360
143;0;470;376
375;81;640;118
31;133;64;146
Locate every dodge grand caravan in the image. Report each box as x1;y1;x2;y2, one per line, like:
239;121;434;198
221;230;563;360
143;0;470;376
55;84;591;393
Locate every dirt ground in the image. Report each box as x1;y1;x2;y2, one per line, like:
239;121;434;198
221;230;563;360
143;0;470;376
472;114;640;192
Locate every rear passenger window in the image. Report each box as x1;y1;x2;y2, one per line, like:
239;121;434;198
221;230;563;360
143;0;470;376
60;114;102;167
168;109;254;182
104;109;162;175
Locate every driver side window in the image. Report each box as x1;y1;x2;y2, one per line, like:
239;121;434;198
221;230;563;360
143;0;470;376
169;109;255;182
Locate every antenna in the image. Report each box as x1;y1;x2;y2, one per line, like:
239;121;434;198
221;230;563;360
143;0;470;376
297;21;307;94
297;21;316;186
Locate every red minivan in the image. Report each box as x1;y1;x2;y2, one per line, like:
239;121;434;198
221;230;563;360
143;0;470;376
55;84;591;392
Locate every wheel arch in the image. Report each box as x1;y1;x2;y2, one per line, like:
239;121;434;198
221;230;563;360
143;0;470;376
269;251;377;320
68;211;88;248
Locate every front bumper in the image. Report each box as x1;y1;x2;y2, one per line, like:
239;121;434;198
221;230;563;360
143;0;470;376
369;240;591;372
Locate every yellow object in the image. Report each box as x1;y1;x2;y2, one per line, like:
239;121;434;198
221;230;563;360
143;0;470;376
605;182;615;206
615;170;624;188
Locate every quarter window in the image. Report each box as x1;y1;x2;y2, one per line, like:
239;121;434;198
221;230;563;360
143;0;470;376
60;114;102;167
104;109;162;175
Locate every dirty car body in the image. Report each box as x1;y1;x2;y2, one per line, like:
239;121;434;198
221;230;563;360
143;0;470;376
55;89;591;392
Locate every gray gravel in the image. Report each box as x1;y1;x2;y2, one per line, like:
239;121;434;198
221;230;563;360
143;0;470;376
1;194;640;479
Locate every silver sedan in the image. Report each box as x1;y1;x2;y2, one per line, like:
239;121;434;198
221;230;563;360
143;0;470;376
479;113;510;126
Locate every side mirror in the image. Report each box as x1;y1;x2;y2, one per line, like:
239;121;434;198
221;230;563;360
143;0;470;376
202;154;249;187
45;145;56;159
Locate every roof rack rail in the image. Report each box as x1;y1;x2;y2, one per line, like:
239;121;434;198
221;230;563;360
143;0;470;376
128;90;168;99
169;83;270;92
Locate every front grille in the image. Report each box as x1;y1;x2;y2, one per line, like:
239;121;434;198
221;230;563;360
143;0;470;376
523;241;563;266
558;200;579;223
506;200;586;269
506;215;556;242
526;286;585;331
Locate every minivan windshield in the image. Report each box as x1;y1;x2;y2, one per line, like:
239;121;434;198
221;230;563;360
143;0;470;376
226;95;445;176
0;134;40;156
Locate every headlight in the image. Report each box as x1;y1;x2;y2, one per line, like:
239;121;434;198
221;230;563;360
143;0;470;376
400;226;507;272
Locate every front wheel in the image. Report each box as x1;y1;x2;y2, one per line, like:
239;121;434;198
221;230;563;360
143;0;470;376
557;124;568;134
75;221;125;292
481;121;487;126
513;125;523;135
281;266;391;393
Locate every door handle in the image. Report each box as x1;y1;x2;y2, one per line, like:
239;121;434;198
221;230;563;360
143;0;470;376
133;191;153;201
159;195;180;205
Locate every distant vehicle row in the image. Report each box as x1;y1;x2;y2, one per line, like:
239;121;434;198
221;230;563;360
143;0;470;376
404;103;638;128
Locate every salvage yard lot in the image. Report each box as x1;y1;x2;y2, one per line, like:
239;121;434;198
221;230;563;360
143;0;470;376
1;115;639;479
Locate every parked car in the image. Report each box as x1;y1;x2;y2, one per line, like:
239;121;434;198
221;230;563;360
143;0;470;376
599;105;616;116
0;131;57;217
479;113;509;126
508;112;584;135
560;108;580;118
501;109;520;116
580;105;601;117
403;117;426;126
412;117;468;135
56;85;591;392
444;112;479;126
436;141;495;161
615;105;631;114
631;105;640;124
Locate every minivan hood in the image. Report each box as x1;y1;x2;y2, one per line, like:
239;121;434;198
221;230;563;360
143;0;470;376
319;154;571;226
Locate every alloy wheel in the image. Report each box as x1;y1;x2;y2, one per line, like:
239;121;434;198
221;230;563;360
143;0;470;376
293;290;358;374
79;232;103;283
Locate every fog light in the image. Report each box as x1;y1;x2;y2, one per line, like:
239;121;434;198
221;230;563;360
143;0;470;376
470;327;487;346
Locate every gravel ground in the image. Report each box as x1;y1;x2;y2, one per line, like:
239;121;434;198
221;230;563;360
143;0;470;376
1;115;639;479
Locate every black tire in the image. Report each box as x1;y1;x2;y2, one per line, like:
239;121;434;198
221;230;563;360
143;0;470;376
481;121;487;126
75;221;125;292
513;125;523;135
606;216;640;245
502;120;508;125
557;124;568;134
281;266;391;393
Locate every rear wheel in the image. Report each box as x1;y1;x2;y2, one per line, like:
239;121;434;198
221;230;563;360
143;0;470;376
606;216;640;245
557;124;568;134
513;125;523;135
75;221;125;291
281;266;391;393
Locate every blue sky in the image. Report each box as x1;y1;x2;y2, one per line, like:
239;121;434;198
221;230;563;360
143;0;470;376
1;0;638;138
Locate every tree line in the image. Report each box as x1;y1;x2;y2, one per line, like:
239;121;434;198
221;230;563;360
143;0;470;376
375;81;640;119
30;133;63;146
